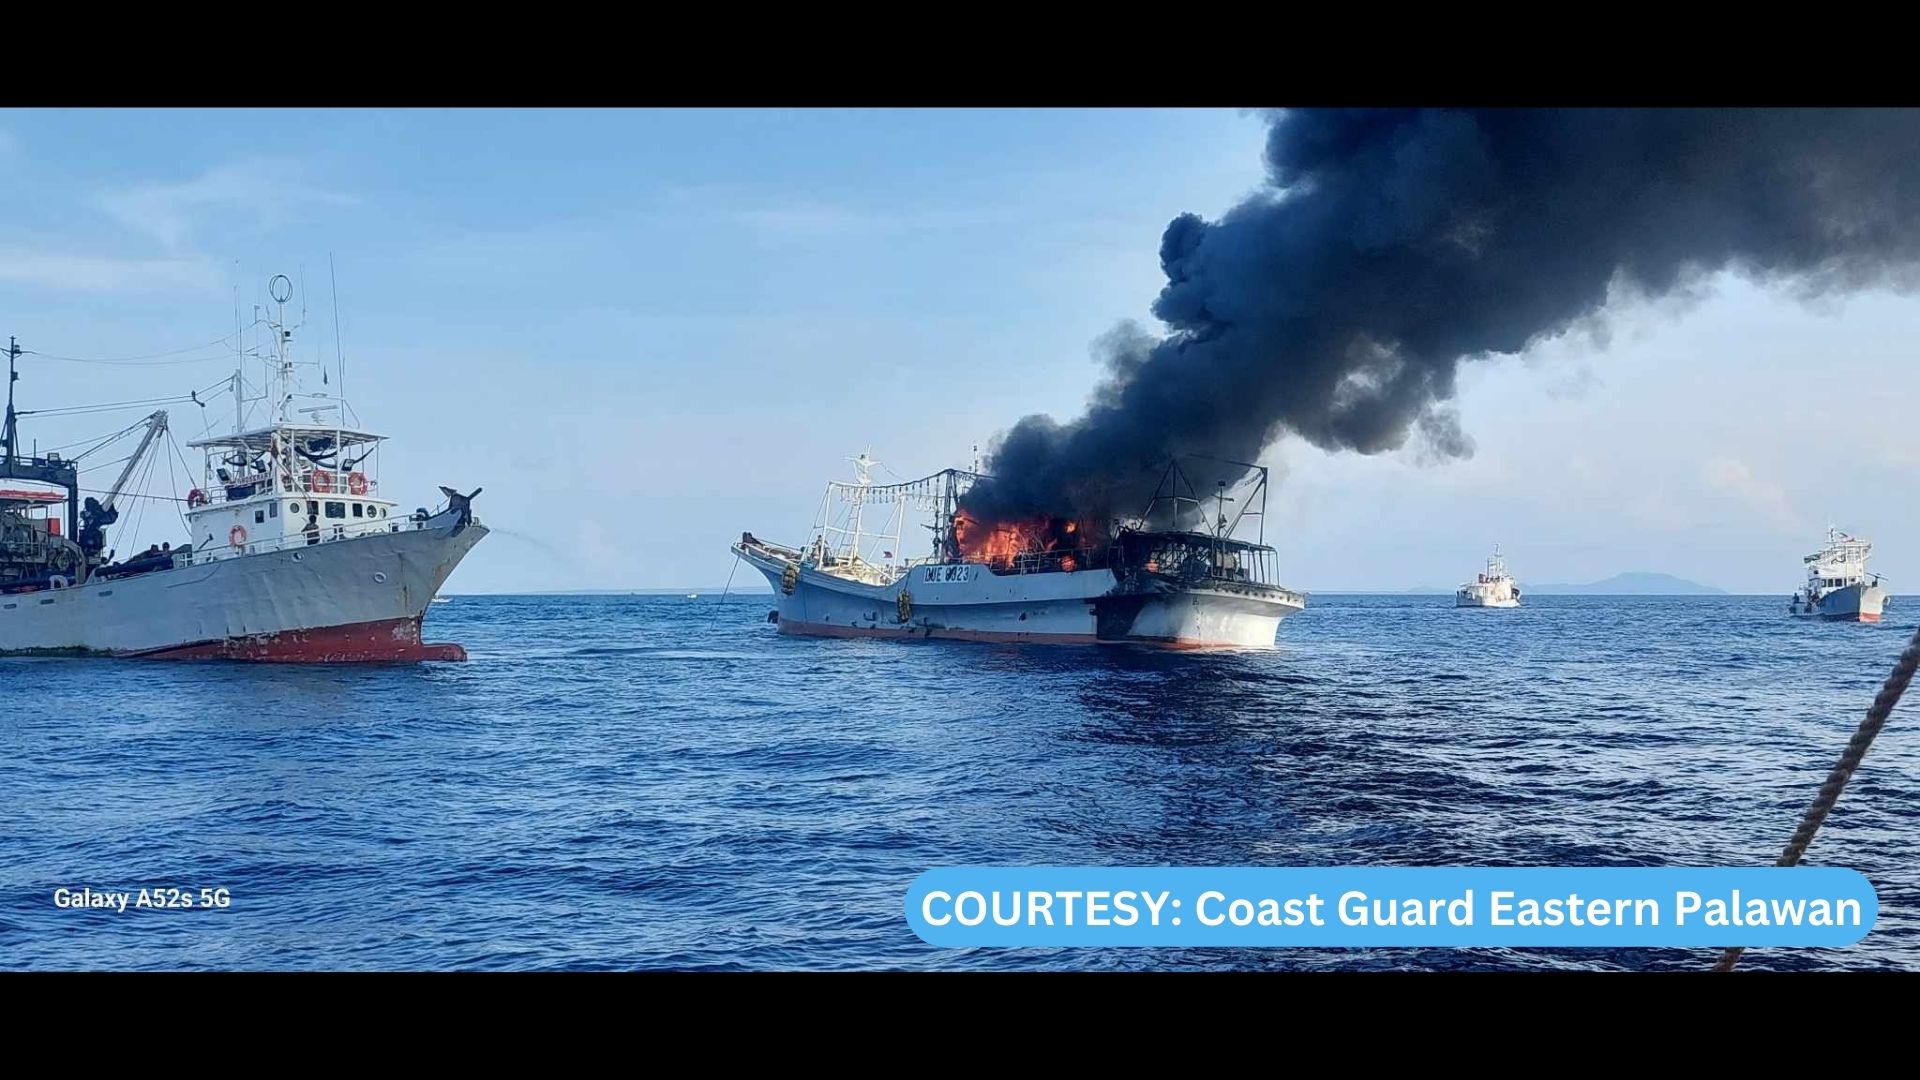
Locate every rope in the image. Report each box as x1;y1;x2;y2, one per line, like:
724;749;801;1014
24;326;250;365
21;376;233;420
42;416;150;458
79;488;188;503
164;439;187;534
1714;619;1920;971
165;428;199;492
714;554;740;618
106;449;159;558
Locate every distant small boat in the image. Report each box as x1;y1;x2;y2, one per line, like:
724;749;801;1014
431;596;451;605
1789;528;1887;622
687;592;698;599
1457;547;1521;608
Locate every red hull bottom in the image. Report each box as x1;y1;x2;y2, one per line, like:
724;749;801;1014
130;616;467;663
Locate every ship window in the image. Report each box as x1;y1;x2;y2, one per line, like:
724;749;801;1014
269;502;278;519
290;501;303;516
325;501;346;519
352;503;363;518
255;510;266;525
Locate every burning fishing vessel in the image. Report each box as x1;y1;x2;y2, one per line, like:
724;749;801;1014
733;454;1304;648
1788;528;1888;622
0;275;485;660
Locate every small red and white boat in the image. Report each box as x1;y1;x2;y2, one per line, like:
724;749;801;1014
0;276;485;661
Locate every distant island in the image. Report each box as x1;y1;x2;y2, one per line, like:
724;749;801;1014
1522;572;1725;595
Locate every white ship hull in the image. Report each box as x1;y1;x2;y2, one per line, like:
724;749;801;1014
737;545;1302;649
0;510;484;660
1456;549;1520;608
1791;582;1888;623
1455;591;1519;608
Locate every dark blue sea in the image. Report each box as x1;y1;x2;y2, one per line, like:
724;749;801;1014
3;593;1916;971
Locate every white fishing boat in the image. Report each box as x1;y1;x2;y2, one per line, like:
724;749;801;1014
1789;528;1888;622
0;275;486;661
1456;547;1521;608
733;454;1305;648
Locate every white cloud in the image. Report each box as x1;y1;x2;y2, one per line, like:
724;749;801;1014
1702;455;1801;532
0;251;221;293
97;157;354;249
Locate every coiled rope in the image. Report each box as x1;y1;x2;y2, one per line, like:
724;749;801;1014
1714;620;1920;971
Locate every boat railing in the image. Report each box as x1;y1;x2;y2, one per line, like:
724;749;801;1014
981;546;1102;575
291;465;378;499
200;467;380;505
174;513;434;565
200;473;274;504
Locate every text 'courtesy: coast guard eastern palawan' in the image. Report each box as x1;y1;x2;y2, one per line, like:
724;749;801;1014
904;867;1877;949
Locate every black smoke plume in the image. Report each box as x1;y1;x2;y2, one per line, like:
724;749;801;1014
963;108;1920;529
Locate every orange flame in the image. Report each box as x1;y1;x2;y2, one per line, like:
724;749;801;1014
954;510;1085;570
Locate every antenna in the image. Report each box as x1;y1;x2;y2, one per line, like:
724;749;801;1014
3;335;20;460
268;274;294;423
329;253;345;407
232;276;246;435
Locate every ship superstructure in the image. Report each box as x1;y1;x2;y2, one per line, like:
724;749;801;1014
1456;547;1521;608
0;275;485;660
1789;528;1887;622
734;454;1305;648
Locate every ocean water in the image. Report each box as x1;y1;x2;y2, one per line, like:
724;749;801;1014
2;593;1916;971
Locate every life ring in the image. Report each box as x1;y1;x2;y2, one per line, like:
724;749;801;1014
48;575;69;590
311;470;335;493
186;488;209;508
348;471;369;496
780;563;799;595
897;590;913;623
229;525;248;549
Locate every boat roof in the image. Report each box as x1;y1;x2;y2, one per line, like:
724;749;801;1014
1122;528;1276;554
0;487;63;505
187;422;385;451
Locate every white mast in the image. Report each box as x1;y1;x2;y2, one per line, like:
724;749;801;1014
268;274;295;425
848;451;877;561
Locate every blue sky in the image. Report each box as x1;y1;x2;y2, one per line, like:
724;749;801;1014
2;108;1915;594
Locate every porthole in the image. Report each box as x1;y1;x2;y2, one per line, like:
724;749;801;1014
289;501;303;515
